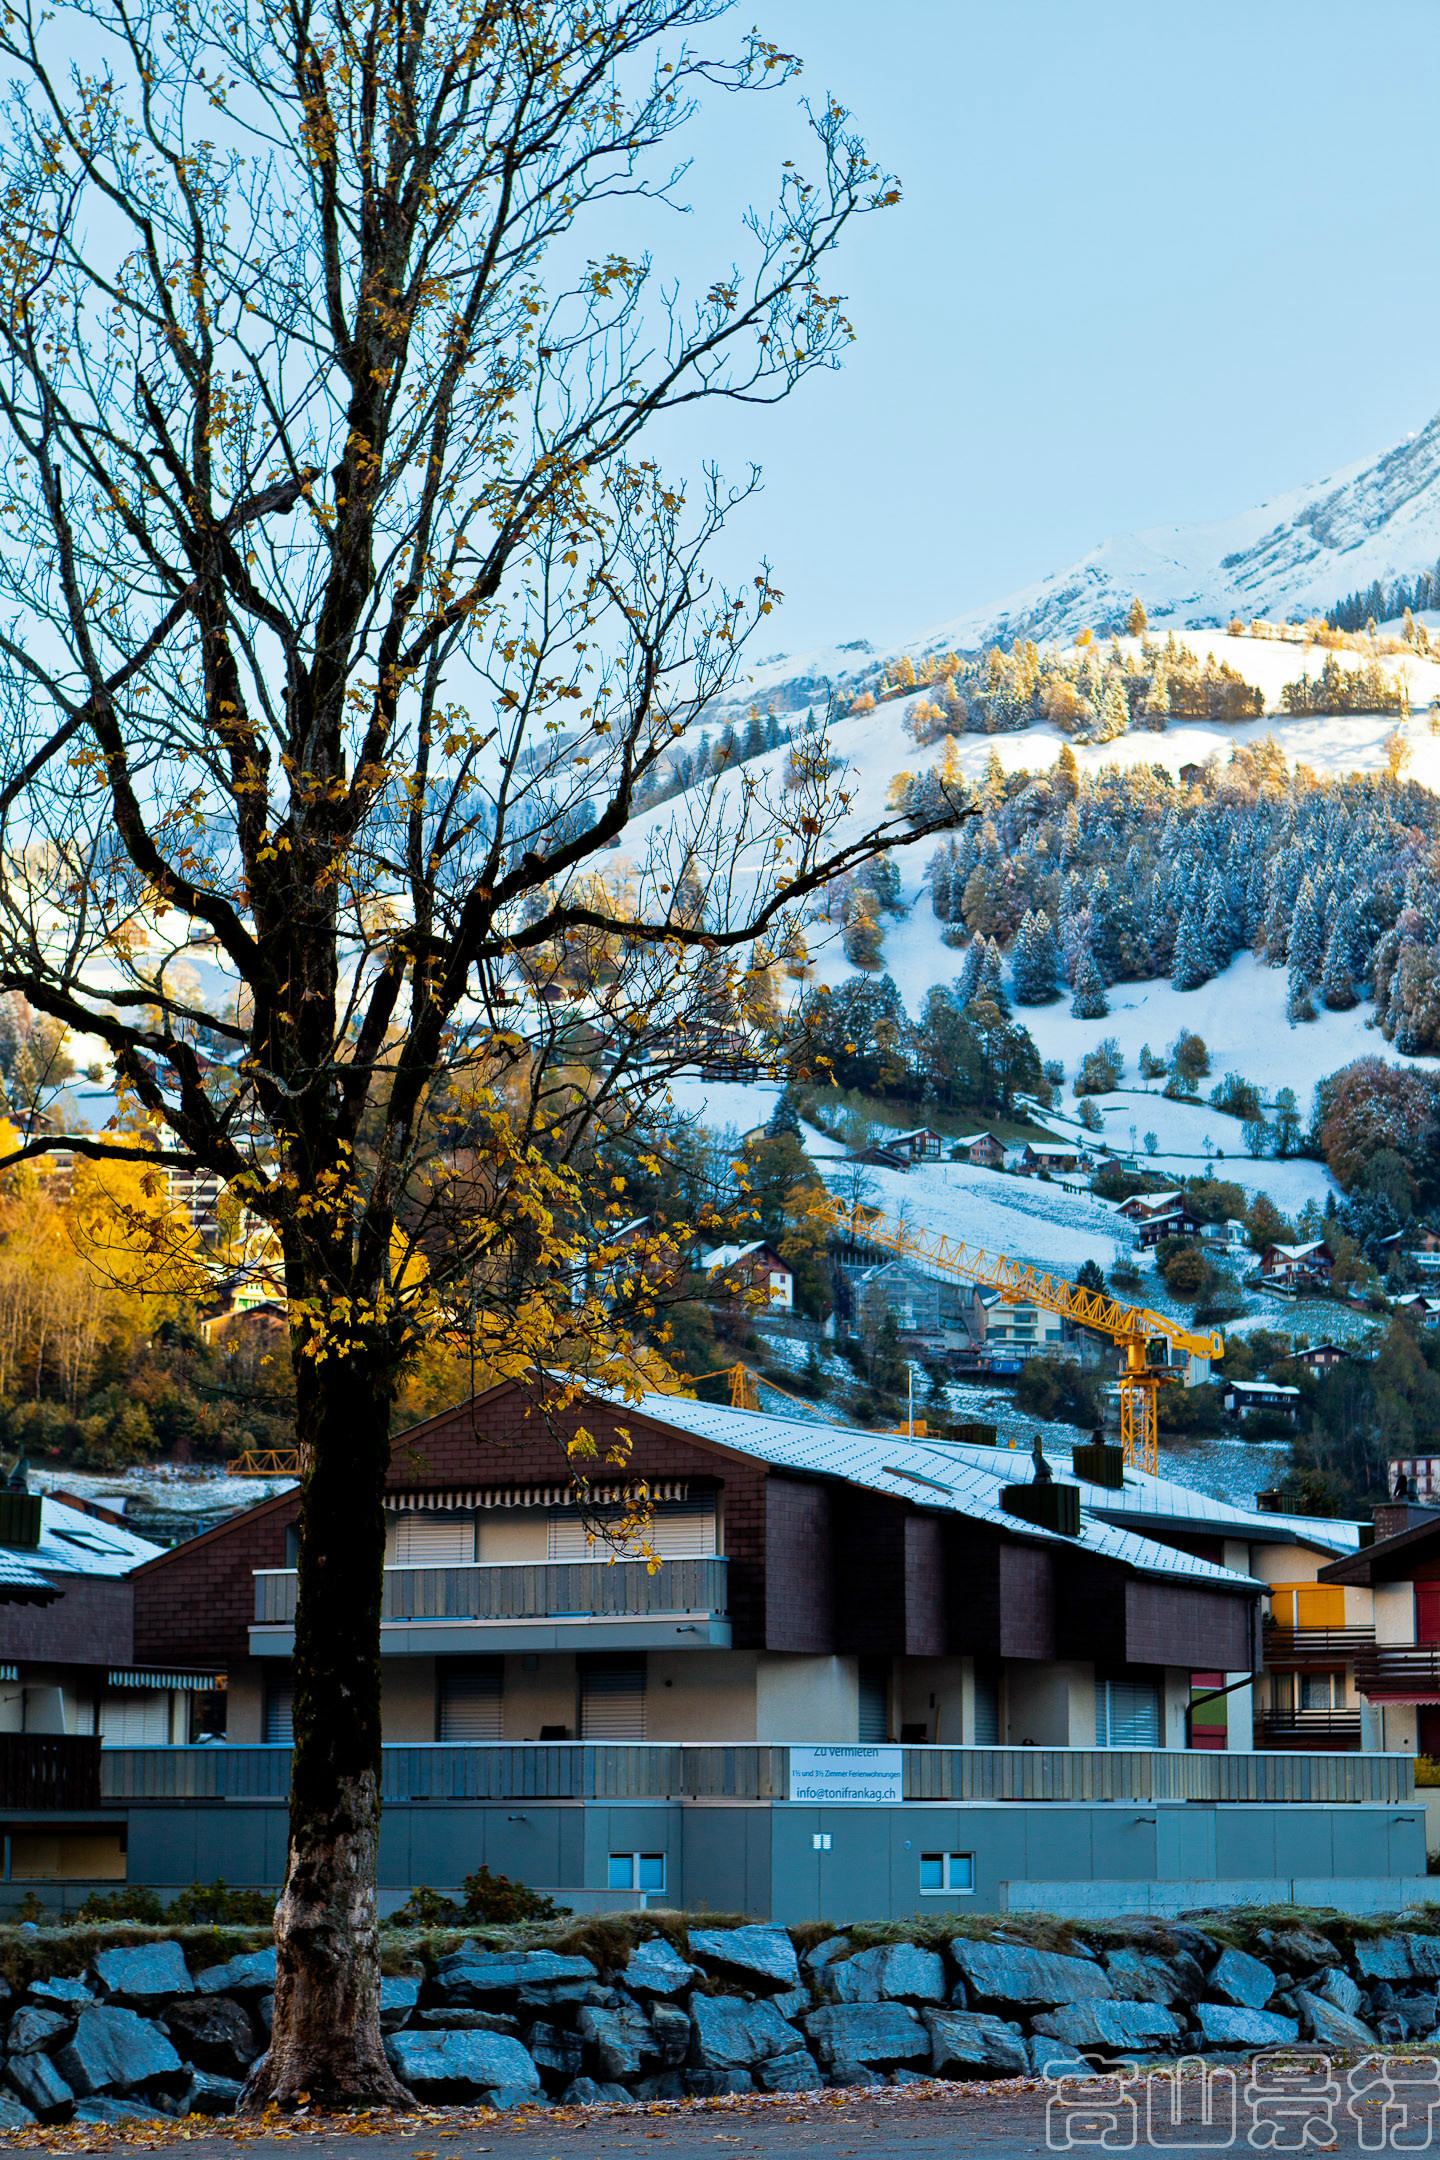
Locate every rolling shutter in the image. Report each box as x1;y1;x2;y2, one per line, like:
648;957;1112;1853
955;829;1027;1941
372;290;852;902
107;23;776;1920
549;1501;716;1560
389;1513;475;1565
1097;1676;1161;1748
264;1682;294;1744
580;1656;646;1740
438;1660;504;1742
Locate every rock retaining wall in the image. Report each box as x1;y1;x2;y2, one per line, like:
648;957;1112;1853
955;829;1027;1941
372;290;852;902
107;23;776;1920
0;1914;1436;2126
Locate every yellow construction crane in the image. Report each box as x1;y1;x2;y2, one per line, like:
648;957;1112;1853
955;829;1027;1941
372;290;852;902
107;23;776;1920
819;1198;1222;1476
227;1448;303;1476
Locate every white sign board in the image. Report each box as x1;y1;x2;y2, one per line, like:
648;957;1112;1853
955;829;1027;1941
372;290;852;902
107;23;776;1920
789;1746;904;1804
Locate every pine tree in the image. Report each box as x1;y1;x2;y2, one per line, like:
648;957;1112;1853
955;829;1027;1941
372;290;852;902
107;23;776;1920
953;939;984;1008
977;936;1008;1008
1286;958;1316;1023
1011;908;1061;1005
764;709;782;751
767;1089;803;1139
1070;949;1109;1019
1126;596;1148;637
1288;876;1323;982
1171;904;1211;992
1320;921;1357;1010
742;709;765;760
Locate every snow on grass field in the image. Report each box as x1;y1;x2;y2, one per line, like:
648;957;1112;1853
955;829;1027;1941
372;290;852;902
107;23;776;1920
661;1074;783;1139
1037;1088;1337;1212
818;1158;1130;1275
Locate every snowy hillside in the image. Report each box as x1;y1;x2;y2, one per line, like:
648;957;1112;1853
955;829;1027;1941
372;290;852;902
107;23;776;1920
722;408;1440;708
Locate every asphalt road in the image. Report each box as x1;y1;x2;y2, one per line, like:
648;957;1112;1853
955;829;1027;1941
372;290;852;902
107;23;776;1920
12;2075;1429;2159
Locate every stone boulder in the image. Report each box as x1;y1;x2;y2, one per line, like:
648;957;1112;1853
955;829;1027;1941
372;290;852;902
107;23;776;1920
7;2004;71;2054
5;2049;73;2122
755;2051;823;2092
1395;1993;1440;2038
1029;2041;1092;2078
689;1995;801;2070
1206;1947;1275;2010
194;1950;277;1998
802;2002;929;2072
1193;2004;1299;2049
1031;2002;1180;2054
93;1942;193;2006
1100;1950;1203;2008
686;2068;755;2097
0;2092;35;2129
950;1941;1112;2010
624;1940;699;1997
826;1945;946;2005
921;2008;1029;2078
184;2070;245;2116
562;2076;631;2105
804;1935;854;1976
54;2007;183;2099
434;1949;597;2007
1354;1937;1413;1984
577;2002;658;2082
163;1995;258;2079
1294;1991;1377;2050
379;1977;421;2033
1254;1926;1341;1971
412;2006;522;2033
1312;1968;1362;2016
28;1977;93;2009
74;2096;166;2124
1406;1935;1440;1979
527;2022;585;2087
384;2029;540;2102
689;1925;801;1992
651;2002;690;2067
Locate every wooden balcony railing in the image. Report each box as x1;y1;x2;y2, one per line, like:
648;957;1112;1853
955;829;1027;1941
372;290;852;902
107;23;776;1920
254;1556;729;1627
1263;1624;1376;1666
1354;1643;1440;1699
0;1733;101;1807
1258;1710;1363;1749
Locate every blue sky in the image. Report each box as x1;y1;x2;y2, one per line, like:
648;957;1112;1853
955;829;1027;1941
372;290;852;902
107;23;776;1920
643;0;1440;657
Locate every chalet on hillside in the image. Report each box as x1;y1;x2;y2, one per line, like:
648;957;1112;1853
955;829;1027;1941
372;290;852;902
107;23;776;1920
699;1240;794;1311
1292;1343;1351;1374
887;1127;945;1164
1015;1142;1089;1178
949;1131;1006;1170
1223;1379;1300;1424
1117;1191;1200;1249
1260;1240;1334;1291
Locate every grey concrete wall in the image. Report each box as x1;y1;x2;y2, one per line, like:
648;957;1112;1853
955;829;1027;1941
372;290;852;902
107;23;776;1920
0;1796;1424;1921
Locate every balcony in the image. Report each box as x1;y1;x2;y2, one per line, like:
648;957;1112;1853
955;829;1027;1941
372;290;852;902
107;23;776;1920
1354;1643;1440;1702
251;1557;731;1657
1264;1624;1375;1667
1258;1710;1363;1750
0;1734;100;1808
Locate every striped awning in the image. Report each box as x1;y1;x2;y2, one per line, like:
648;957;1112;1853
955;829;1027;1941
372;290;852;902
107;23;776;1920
0;1664;17;1683
384;1482;690;1512
108;1668;225;1691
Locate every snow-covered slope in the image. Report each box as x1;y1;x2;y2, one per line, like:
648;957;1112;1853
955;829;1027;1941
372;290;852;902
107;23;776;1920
731;410;1440;704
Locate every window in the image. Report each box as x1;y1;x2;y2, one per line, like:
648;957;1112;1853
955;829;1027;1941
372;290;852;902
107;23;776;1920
438;1659;503;1742
580;1655;647;1740
1096;1676;1161;1748
549;1501;717;1560
388;1512;476;1565
919;1852;974;1894
607;1852;666;1893
858;1657;890;1743
263;1681;294;1744
1301;1671;1343;1711
972;1666;1000;1746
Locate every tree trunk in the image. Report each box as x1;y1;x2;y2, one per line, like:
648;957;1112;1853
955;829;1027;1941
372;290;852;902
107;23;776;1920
241;1347;412;2112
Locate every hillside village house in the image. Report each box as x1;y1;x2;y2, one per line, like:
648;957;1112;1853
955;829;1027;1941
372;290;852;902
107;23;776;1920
1223;1379;1301;1424
1014;1142;1089;1178
886;1127;945;1164
1260;1240;1335;1290
1200;1218;1249;1255
1293;1343;1352;1375
833;1259;987;1358
699;1242;793;1312
1319;1497;1440;1754
1117;1191;1201;1249
948;1131;1006;1170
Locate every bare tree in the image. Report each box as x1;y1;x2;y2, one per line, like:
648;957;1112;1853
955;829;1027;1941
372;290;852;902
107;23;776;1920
0;0;959;2107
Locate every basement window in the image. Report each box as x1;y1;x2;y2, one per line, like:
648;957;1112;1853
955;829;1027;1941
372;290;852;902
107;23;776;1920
919;1852;974;1894
608;1852;666;1894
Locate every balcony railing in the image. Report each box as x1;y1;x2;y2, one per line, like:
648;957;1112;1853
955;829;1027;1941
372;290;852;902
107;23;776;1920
1259;1710;1363;1749
1354;1643;1440;1699
0;1733;101;1808
1264;1625;1376;1666
254;1556;728;1627
98;1741;1415;1807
